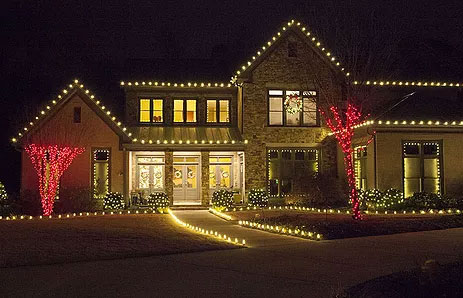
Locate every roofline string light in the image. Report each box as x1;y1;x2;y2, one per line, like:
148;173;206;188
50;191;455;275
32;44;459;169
353;81;462;87
120;81;233;88
232;19;350;84
11;79;134;144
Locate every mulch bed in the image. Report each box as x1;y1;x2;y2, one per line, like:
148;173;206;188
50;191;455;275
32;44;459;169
229;210;463;239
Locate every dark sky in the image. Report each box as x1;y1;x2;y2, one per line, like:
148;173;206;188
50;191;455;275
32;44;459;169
1;0;463;192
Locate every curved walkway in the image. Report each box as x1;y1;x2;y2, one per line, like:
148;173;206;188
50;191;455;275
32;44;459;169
1;210;462;297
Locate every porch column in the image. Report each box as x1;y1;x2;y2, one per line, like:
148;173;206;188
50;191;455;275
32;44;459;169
165;150;174;205
201;151;210;205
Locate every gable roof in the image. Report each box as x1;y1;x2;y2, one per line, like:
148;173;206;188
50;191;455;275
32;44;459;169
232;19;350;83
11;79;134;146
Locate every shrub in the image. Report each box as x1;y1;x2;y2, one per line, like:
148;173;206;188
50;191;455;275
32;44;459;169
400;192;443;210
103;192;125;210
0;182;11;216
212;189;233;210
17;190;42;216
358;188;404;211
248;189;269;207
54;187;98;213
146;192;169;212
357;189;382;210
380;188;404;209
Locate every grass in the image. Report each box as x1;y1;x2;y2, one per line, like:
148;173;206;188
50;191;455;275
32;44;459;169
342;261;463;298
0;214;237;268
229;210;463;240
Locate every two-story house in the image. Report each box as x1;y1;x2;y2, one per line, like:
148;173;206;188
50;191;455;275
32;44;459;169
14;20;463;208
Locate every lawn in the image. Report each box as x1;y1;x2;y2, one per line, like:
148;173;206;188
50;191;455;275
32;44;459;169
0;214;237;268
229;210;463;240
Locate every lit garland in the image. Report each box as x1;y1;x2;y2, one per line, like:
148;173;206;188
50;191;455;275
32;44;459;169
25;144;85;216
248;189;269;207
320;104;374;220
103;192;125;210
284;93;302;114
238;220;322;240
167;209;246;246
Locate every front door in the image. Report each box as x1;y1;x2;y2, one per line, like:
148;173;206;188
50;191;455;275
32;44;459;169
173;157;200;205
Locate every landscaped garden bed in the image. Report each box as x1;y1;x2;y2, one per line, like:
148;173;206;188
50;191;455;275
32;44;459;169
228;210;463;240
0;214;238;268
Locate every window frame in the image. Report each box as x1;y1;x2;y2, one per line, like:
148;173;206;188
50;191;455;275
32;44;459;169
173;99;198;124
353;145;368;191
402;140;442;197
267;89;319;127
92;147;111;198
206;99;230;124
138;98;165;124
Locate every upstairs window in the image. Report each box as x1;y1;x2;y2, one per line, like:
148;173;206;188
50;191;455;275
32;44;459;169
403;141;441;197
139;99;163;123
207;99;230;123
268;89;318;126
174;99;197;123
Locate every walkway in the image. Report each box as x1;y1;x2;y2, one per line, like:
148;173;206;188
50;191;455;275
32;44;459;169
1;210;462;297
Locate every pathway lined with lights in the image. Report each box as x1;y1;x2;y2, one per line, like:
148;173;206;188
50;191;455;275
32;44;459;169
172;210;306;247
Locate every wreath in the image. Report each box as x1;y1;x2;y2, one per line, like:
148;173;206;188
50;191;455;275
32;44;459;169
174;170;182;179
284;93;302;114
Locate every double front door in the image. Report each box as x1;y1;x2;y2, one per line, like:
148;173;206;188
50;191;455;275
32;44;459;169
173;156;200;205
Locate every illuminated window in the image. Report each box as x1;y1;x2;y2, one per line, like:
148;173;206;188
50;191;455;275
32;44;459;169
209;156;233;189
137;156;165;190
354;146;367;190
207;100;230;123
403;141;441;197
174;99;197;123
268;89;318;126
93;148;110;198
267;148;319;197
139;99;163;123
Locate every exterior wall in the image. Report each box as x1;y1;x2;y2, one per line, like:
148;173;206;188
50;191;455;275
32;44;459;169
375;130;463;196
241;31;341;192
21;94;124;198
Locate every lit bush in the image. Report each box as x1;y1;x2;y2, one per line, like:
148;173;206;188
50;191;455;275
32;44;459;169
0;182;10;216
380;188;404;209
103;192;125;210
146;192;169;212
212;189;233;210
357;189;382;210
248;189;269;207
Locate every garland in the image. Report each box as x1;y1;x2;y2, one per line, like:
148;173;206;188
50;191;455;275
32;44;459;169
284;93;302;114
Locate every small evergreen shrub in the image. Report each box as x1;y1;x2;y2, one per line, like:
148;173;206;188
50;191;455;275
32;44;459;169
54;187;97;213
103;192;125;210
380;188;404;209
212;189;234;210
401;192;442;210
0;182;11;216
357;189;382;210
146;192;169;212
248;189;269;207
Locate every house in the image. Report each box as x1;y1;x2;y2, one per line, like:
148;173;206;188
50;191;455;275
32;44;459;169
13;20;463;208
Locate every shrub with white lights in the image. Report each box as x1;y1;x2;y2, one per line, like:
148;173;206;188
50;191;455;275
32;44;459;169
212;189;234;210
248;189;269;207
147;192;169;212
103;192;125;210
0;182;9;215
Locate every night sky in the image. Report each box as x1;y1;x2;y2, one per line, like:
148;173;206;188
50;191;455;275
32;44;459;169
2;0;463;192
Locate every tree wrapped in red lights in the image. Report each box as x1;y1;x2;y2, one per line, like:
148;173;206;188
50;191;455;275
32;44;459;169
320;103;370;220
25;144;85;216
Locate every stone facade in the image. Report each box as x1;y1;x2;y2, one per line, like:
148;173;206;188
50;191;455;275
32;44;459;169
200;151;210;205
240;31;341;192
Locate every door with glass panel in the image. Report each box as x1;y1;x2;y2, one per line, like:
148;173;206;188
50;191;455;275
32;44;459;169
137;156;165;195
173;156;200;205
209;156;233;194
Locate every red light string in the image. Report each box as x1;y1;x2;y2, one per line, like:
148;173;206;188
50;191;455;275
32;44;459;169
320;103;370;220
25;144;85;216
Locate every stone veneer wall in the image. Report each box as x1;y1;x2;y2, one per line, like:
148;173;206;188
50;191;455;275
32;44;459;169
200;151;210;205
164;150;174;205
241;31;341;193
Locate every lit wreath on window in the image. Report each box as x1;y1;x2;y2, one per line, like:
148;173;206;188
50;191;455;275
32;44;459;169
284;93;302;115
174;170;182;179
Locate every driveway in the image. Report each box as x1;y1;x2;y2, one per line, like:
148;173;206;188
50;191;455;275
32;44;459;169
1;210;462;298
